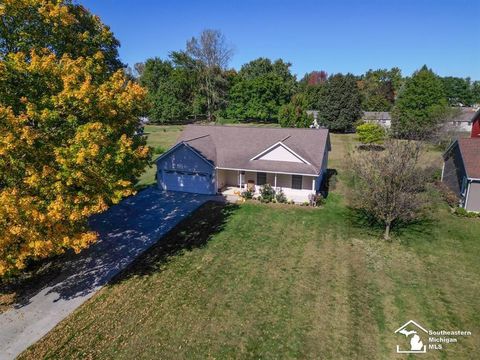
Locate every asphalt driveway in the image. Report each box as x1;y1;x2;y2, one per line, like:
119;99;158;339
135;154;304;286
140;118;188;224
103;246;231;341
0;188;220;360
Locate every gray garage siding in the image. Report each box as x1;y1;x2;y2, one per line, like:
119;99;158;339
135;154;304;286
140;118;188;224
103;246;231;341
466;181;480;212
156;144;216;194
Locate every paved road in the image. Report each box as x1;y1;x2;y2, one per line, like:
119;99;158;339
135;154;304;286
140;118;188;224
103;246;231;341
0;188;220;360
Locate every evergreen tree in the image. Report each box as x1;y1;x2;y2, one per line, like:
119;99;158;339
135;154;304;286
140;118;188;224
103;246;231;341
278;93;312;128
392;66;448;138
316;73;362;131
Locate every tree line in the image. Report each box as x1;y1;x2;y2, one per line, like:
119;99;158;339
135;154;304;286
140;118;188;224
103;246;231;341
137;30;480;137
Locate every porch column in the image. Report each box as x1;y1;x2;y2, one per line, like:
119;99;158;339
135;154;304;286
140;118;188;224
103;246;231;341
238;170;242;188
274;173;277;189
312;178;315;191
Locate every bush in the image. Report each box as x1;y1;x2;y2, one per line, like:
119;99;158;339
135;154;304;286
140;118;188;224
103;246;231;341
241;188;254;200
311;193;326;207
259;184;275;203
454;207;480;218
435;182;459;208
356;123;385;144
275;189;287;203
153;145;166;155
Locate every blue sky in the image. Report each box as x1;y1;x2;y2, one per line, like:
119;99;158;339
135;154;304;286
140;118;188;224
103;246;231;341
79;0;480;79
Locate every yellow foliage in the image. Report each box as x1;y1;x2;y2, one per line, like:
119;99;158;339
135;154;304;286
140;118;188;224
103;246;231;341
0;47;149;276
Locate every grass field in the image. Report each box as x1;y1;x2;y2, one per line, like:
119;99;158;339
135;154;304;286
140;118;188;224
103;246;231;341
20;127;480;359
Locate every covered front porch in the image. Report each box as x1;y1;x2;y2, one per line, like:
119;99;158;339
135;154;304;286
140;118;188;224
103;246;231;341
216;168;318;203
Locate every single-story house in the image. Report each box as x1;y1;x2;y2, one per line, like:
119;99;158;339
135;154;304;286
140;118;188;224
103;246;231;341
156;125;331;203
442;137;480;212
361;111;392;128
443;107;480;133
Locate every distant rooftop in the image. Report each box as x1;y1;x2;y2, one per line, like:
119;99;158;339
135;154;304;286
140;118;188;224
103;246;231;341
362;111;392;121
448;107;480;123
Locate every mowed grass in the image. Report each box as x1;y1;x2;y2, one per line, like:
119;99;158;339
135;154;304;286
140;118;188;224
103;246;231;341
21;131;480;359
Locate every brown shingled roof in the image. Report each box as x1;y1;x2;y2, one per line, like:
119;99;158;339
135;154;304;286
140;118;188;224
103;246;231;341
458;138;480;178
175;125;330;175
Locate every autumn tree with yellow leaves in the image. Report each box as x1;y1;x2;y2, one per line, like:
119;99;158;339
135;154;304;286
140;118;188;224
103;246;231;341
0;1;149;276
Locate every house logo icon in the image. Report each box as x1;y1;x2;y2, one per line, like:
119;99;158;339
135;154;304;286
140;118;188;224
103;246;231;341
395;320;428;353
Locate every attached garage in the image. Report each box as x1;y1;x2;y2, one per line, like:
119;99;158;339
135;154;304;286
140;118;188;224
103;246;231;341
156;143;215;195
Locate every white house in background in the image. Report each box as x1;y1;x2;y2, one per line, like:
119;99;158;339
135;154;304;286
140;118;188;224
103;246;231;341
444;107;480;133
155;125;331;203
361;111;392;128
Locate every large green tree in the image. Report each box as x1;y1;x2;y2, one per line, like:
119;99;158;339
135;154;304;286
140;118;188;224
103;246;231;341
441;76;473;106
315;73;362;131
139;57;194;122
392;66;448;138
472;81;480;105
227;58;296;121
278;93;312;128
359;68;403;111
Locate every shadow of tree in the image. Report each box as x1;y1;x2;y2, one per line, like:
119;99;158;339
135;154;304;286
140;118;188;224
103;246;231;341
111;201;238;283
1;188;224;310
345;207;436;242
320;168;338;198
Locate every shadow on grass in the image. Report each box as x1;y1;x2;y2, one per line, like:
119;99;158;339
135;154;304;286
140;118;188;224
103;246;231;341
321;169;338;198
346;207;437;243
111;201;239;283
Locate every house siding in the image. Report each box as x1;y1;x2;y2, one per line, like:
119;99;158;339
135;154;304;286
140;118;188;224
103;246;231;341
472;118;480;137
466;181;480;212
316;144;329;192
156;144;215;194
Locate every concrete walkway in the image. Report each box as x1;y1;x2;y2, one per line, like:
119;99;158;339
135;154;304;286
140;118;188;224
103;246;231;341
0;188;220;360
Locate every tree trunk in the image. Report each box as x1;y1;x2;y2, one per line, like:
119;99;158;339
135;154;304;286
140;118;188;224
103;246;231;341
384;222;391;241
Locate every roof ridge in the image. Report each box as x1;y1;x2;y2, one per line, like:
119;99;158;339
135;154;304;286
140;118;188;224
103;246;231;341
183;134;211;142
185;124;329;132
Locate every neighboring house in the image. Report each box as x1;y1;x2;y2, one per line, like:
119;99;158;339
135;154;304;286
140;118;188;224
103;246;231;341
444;107;480;133
472;109;480;137
361;111;392;128
156;125;331;203
442;136;480;212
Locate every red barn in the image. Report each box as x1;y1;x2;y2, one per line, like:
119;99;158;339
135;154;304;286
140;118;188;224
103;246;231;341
471;109;480;137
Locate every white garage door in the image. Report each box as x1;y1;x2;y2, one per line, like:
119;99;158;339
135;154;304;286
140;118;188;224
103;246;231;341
161;170;214;194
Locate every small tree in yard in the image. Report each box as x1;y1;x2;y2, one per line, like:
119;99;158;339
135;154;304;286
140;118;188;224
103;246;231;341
356;123;386;144
349;140;430;240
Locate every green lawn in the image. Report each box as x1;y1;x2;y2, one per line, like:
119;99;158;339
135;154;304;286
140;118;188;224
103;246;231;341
21;130;480;359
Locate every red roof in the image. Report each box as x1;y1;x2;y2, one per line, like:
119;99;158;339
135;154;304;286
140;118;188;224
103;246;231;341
458;138;480;178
